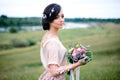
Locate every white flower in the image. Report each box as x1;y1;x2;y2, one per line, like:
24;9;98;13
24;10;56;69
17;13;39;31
51;8;55;12
43;14;47;19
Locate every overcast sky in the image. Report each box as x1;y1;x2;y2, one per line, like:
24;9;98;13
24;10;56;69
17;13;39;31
0;0;120;18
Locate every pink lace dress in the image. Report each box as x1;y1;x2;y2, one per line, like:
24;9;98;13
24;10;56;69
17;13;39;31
39;37;67;80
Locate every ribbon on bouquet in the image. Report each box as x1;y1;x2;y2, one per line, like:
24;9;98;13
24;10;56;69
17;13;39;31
70;67;80;80
70;70;74;80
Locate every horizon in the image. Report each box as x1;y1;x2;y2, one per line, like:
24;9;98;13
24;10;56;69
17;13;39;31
1;14;120;19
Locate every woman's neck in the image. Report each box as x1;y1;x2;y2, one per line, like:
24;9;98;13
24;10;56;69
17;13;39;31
48;27;59;37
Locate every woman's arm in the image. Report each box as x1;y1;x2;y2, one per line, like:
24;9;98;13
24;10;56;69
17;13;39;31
48;59;86;77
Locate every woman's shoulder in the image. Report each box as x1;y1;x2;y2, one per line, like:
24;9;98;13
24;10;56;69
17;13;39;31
46;37;59;45
41;36;59;47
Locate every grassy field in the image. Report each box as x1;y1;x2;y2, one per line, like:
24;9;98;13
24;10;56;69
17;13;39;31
0;23;120;80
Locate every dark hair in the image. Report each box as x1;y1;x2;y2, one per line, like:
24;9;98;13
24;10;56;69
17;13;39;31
42;3;61;30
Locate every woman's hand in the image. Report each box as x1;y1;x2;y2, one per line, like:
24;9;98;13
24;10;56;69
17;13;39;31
78;56;89;65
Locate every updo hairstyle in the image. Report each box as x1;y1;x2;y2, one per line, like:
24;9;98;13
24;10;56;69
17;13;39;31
42;3;61;30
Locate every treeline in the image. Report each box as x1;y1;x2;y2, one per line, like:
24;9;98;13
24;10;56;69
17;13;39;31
0;15;120;27
0;15;41;27
65;18;120;23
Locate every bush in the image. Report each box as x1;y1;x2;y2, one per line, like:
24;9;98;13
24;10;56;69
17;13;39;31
11;38;36;48
9;27;18;33
11;39;29;48
0;43;13;50
27;38;36;46
0;38;37;50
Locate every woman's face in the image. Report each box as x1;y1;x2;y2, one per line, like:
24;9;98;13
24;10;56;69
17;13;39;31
50;9;64;29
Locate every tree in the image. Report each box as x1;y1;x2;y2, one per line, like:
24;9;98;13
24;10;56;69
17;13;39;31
1;15;8;19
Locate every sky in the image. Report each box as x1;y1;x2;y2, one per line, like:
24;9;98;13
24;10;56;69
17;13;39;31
0;0;120;18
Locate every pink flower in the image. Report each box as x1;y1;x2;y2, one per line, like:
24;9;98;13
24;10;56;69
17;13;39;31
67;43;93;63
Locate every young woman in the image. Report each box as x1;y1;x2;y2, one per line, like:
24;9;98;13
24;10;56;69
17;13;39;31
39;3;87;80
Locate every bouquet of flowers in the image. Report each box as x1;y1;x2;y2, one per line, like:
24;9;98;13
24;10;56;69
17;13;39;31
66;43;93;80
67;43;93;64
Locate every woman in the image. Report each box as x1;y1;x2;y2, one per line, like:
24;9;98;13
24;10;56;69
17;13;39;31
39;3;87;80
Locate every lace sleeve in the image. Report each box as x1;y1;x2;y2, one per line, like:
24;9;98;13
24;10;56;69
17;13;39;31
48;64;72;76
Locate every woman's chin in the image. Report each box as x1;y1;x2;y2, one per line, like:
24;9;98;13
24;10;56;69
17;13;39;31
59;26;63;29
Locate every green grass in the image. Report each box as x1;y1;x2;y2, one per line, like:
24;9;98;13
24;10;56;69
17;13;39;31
0;23;120;80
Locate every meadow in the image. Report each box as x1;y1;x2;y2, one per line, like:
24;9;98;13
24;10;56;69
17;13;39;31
0;23;120;80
